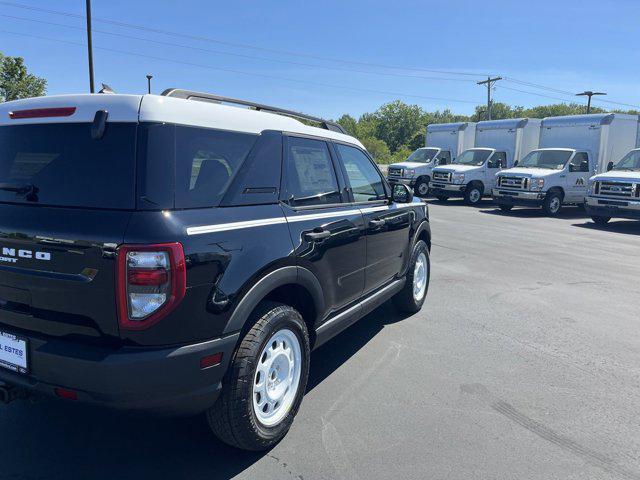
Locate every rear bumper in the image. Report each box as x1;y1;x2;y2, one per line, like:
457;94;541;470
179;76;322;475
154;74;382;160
0;328;239;416
492;189;545;207
429;183;465;197
585;196;640;219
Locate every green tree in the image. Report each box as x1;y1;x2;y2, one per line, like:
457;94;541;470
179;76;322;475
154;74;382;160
373;100;425;152
355;112;379;139
360;136;391;164
0;53;47;102
336;114;357;136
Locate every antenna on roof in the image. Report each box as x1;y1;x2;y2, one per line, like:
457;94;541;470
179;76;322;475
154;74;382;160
98;83;116;94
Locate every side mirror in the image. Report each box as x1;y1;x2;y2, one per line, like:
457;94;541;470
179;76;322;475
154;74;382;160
606;161;614;172
513;160;519;167
392;183;414;203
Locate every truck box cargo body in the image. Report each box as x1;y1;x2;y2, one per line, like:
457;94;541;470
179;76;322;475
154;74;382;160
429;118;541;205
387;122;475;197
494;114;640;215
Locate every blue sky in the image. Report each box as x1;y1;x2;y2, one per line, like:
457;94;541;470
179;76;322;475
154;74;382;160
1;0;639;119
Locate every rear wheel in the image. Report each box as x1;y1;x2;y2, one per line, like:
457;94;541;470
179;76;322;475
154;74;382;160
591;216;611;225
415;178;430;197
498;204;513;212
464;184;483;205
207;302;310;451
393;240;430;314
543;191;562;216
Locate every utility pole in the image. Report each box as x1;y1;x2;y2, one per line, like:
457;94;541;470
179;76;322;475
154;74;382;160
576;91;606;114
146;75;153;94
477;76;502;120
85;0;95;93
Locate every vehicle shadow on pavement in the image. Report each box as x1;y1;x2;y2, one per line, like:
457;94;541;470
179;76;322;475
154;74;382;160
0;303;411;480
573;220;640;235
479;206;588;220
307;301;411;392
425;198;495;208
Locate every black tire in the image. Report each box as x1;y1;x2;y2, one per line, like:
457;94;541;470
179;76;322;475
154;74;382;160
393;240;430;314
498;204;513;212
543;191;563;216
591;216;611;225
464;183;483;205
415;177;430;198
435;195;448;202
207;301;310;451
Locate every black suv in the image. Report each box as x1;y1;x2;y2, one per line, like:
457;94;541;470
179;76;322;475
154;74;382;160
0;90;431;450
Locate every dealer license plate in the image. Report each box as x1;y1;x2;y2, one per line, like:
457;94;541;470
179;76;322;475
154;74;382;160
0;331;28;374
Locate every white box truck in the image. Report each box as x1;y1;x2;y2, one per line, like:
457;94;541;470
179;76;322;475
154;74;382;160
429;118;541;205
387;122;475;197
585;146;640;225
493;113;639;215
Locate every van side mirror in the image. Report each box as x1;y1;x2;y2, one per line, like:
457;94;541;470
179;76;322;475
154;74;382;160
391;184;414;203
513;160;519;167
606;161;614;172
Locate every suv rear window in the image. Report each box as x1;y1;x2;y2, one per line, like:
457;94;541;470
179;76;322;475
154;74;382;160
0;123;136;209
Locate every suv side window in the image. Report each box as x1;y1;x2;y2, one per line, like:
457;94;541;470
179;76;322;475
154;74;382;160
437;151;451;165
284;136;342;207
488;151;507;168
335;143;387;202
569;152;590;172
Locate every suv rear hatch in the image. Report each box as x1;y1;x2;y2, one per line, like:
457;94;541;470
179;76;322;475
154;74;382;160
0;103;139;346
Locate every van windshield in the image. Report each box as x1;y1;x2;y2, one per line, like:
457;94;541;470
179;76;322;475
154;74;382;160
0;123;136;209
453;150;491;166
518;150;571;170
613;150;640;171
406;148;439;163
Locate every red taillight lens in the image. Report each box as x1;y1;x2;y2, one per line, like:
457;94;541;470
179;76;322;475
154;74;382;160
9;107;76;119
54;387;78;400
116;243;186;331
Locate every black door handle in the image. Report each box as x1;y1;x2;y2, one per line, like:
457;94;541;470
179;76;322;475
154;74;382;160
369;218;386;228
305;229;331;241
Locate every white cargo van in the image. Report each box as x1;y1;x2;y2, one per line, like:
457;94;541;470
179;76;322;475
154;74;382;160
494;114;639;215
429;118;541;205
387;122;475;197
585;148;640;224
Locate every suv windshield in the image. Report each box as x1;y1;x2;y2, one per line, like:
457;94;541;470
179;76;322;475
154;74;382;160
453;150;491;166
613;150;640;171
518;150;572;170
0;123;136;209
406;148;439;163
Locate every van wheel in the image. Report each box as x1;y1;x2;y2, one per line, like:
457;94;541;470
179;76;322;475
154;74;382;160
464;184;483;205
393;240;430;314
207;302;310;451
591;216;611;225
498;204;513;212
543;192;562;216
415;178;430;197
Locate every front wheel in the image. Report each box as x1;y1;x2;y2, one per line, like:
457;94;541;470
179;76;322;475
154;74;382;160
591;216;611;225
393;240;430;314
207;302;310;451
415;178;430;197
464;184;483;205
543;192;562;216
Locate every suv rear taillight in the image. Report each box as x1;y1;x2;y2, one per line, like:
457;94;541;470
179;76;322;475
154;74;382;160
116;243;186;330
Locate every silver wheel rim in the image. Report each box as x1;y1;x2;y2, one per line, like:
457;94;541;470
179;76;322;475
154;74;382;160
253;329;302;427
469;189;481;203
413;252;428;302
549;197;560;213
418;182;429;195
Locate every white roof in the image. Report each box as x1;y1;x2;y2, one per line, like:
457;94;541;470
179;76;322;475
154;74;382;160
0;94;364;148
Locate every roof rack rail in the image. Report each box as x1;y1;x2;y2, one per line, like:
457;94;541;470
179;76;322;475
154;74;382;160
161;88;347;135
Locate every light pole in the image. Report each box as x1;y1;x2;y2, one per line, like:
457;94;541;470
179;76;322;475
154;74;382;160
85;0;95;93
146;75;153;94
576;91;606;114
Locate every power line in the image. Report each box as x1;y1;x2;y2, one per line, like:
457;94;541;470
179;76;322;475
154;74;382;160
1;14;480;84
0;1;489;78
0;30;480;105
498;85;580;104
477;76;502;120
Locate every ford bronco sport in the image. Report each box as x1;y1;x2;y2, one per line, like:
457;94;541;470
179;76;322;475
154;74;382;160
0;89;431;450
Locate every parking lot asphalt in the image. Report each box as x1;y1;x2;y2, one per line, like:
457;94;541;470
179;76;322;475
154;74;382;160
1;200;640;480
